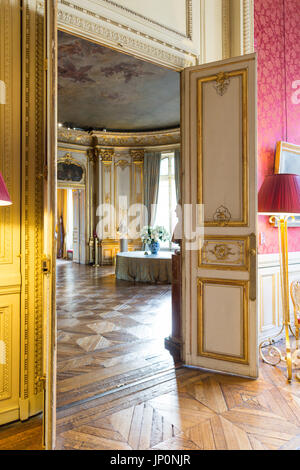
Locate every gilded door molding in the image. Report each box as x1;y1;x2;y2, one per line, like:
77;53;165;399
20;0;45;417
197;278;249;365
182;54;257;378
199;235;250;271
197;68;249;227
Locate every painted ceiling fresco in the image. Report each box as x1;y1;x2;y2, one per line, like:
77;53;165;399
58;31;180;132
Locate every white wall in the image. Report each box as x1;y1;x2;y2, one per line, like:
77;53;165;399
258;252;300;342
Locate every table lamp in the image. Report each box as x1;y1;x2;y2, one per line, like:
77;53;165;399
0;171;12;206
258;173;300;381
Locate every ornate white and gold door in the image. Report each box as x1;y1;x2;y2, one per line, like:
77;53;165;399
43;0;57;450
182;54;258;378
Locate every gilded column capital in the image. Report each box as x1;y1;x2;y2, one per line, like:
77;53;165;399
130;149;144;163
87;148;98;164
98;148;114;163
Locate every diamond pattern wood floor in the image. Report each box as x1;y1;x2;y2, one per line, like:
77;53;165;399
56;261;174;407
2;261;300;450
2;348;300;449
55;364;300;450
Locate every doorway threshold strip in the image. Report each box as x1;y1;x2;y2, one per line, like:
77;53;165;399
57;365;182;412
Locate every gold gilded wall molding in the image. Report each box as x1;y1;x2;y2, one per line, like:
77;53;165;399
57;153;86;186
0;0;22;425
130;149;144;163
222;0;230;60
0;0;13;266
197;278;249;364
58;127;93;146
98;148;115;162
58;128;180;149
57;0;196;69
0;305;11;401
91;128;180;148
87;148;98;164
21;0;44;405
214;72;231;96
199;235;250;271
197;69;249;227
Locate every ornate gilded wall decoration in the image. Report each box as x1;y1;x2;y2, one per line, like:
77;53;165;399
211;243;234;260
214;72;230;96
57;154;84;183
213;205;232;226
91;128;180;148
199;236;249;271
87;148;98;164
98;148;114;162
130;149;144;162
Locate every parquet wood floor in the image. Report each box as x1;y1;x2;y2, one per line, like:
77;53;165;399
0;415;43;450
56;362;300;450
56;261;175;407
2;261;300;450
2;358;300;450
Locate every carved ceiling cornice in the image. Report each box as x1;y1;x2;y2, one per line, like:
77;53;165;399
58;127;93;146
57;0;196;70
92;128;181;148
58;127;181;149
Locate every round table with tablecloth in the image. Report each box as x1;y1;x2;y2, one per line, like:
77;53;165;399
115;251;172;283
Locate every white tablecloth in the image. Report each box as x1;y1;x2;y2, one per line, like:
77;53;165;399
115;251;172;283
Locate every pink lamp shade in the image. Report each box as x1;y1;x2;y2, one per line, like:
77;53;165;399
258;174;300;215
0;171;12;206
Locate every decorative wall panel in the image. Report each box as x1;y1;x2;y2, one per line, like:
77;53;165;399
0;0;22;425
199;236;249;271
20;0;45;420
258;253;300;342
198;278;249;364
0;295;20;426
0;305;12;401
198;69;248;226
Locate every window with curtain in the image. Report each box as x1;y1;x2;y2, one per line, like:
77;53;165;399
155;152;177;249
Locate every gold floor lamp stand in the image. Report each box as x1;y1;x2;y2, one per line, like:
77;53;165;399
259;215;293;382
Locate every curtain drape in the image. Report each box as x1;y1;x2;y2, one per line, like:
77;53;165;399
174;148;181;203
144;151;161;226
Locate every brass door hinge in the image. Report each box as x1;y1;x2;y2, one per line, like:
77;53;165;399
42;256;51;275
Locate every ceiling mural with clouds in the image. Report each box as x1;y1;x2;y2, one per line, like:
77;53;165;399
58;31;180;132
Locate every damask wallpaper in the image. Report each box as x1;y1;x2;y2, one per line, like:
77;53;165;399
255;0;300;254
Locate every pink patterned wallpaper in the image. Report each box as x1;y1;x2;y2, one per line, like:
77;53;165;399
255;0;300;254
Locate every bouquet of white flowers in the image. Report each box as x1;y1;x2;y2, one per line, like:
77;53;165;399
140;226;170;245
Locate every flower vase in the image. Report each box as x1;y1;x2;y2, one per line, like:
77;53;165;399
150;241;160;255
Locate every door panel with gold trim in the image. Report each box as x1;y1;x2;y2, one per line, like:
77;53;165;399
44;0;57;450
182;54;258;378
